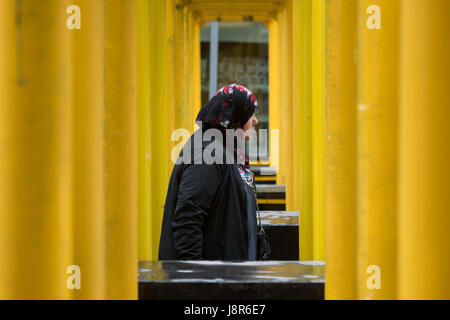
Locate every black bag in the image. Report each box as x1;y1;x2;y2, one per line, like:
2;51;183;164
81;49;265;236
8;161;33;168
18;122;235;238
256;225;271;260
251;179;271;260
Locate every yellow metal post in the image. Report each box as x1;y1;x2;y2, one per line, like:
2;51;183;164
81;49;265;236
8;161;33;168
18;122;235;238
324;0;358;299
278;3;293;213
137;0;152;261
149;0;169;261
193;19;202;115
71;0;106;299
357;0;399;300
312;0;325;261
276;10;286;188
174;1;185;131
166;0;176;178
138;0;170;262
268;20;280;170
398;0;450;300
187;11;200;122
291;0;300;224
297;0;314;261
173;1;193;132
0;0;73;299
286;3;293;215
104;0;137;299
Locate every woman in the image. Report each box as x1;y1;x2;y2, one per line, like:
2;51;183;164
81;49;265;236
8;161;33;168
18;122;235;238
158;83;267;261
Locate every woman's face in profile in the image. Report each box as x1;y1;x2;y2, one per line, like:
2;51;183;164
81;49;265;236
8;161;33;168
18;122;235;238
242;114;259;140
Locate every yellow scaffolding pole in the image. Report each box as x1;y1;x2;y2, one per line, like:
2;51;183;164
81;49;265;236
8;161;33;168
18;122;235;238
357;0;399;300
104;0;137;299
71;0;106;299
324;0;358;299
398;0;450;300
0;0;73;299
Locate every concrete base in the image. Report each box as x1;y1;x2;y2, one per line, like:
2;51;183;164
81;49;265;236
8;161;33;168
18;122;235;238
138;261;325;300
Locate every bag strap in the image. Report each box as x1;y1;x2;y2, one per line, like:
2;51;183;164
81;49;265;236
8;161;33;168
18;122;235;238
250;176;263;231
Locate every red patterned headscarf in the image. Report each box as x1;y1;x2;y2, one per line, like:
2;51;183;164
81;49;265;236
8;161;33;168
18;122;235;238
196;83;258;130
195;83;258;169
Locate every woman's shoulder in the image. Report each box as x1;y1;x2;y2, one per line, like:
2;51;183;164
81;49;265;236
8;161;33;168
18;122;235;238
176;132;235;167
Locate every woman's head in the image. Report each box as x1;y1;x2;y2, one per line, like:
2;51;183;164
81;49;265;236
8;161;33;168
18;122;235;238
196;83;258;135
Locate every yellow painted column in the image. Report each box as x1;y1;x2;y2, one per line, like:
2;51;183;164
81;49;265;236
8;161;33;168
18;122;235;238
166;0;176;171
276;11;286;188
291;0;300;222
324;0;358;299
149;0;169;261
357;0;399;300
185;10;201;121
278;3;294;213
187;11;200;123
286;3;293;214
398;0;450;300
0;0;73;299
137;0;152;261
312;0;325;261
171;2;200;133
268;20;280;170
193;19;202;115
104;0;137;299
297;0;314;261
173;0;183;132
173;1;191;132
71;0;106;299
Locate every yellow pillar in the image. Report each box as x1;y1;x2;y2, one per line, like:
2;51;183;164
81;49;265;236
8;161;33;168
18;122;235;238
137;0;152;261
104;0;137;299
171;2;202;132
324;0;358;299
166;0;176;177
276;10;285;187
297;0;314;260
173;1;195;132
71;0;106;299
268;20;280;170
357;0;399;300
0;0;73;299
312;0;325;261
173;0;184;133
149;0;169;261
398;0;450;300
291;0;300;225
186;11;200;122
193;18;202;115
278;2;293;213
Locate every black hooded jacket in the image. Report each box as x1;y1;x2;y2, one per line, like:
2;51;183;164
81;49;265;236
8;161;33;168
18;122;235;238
158;129;258;261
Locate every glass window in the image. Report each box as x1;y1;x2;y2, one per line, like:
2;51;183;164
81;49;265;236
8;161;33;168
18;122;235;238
201;21;269;161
